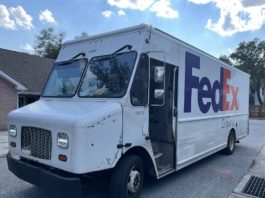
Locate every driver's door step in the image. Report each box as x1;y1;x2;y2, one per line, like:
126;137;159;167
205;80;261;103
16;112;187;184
157;165;174;176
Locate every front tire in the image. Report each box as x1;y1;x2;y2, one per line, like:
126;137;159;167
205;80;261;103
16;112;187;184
224;130;236;155
110;155;144;198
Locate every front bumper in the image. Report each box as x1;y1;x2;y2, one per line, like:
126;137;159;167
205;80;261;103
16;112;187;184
6;153;82;197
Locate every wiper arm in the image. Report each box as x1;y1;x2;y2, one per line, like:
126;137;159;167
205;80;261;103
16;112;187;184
113;44;132;54
92;45;132;62
71;52;86;60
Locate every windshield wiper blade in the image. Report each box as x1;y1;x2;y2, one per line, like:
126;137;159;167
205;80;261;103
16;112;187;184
94;54;118;62
113;44;132;54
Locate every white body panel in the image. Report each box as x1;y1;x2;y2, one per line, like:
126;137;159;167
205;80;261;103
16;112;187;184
8;99;123;173
147;29;249;170
8;24;249;178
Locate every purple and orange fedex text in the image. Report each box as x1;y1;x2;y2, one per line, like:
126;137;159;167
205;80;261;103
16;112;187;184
184;52;239;114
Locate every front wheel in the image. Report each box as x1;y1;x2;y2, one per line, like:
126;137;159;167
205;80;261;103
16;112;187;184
110;155;144;198
224;130;236;155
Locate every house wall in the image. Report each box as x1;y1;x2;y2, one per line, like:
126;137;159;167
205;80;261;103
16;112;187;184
0;77;17;130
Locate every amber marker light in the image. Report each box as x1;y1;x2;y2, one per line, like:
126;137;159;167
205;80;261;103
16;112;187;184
58;154;67;162
10;142;16;148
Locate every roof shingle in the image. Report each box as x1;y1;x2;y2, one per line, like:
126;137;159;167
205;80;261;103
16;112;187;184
0;48;54;94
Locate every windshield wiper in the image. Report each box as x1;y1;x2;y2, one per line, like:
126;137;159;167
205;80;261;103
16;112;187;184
57;55;86;66
92;47;133;62
113;44;132;54
71;52;86;60
94;54;119;62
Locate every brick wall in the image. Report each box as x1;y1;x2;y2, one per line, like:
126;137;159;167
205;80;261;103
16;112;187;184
0;77;17;130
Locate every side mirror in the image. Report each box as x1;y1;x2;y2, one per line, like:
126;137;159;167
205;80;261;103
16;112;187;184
154;66;165;82
154;89;164;99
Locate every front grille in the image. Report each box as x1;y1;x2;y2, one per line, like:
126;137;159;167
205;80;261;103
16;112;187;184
21;126;52;160
242;176;265;198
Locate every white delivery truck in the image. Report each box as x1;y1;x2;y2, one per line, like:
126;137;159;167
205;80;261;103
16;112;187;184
7;24;249;198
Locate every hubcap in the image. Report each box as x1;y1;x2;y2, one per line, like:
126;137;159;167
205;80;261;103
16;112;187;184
127;167;141;194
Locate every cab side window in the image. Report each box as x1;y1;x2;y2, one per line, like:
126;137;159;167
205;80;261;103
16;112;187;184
130;53;149;106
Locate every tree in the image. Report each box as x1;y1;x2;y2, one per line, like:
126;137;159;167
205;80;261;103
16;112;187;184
34;27;65;59
219;55;232;65
75;32;89;39
230;38;265;105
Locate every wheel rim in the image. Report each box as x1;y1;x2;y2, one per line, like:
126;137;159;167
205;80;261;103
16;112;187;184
229;134;235;151
127;166;141;194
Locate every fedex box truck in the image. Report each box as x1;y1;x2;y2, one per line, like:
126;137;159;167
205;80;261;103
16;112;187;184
7;24;249;198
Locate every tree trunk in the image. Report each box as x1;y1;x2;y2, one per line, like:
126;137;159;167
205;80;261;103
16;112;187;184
256;87;263;105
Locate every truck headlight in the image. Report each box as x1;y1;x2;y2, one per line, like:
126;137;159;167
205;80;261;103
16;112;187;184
9;125;17;137
57;133;69;149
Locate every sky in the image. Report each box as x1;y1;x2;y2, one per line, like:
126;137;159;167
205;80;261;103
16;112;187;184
0;0;265;58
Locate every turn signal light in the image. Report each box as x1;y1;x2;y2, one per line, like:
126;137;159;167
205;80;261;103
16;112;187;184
10;142;16;148
58;154;67;162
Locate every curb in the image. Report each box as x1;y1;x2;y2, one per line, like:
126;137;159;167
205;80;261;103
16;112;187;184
229;175;252;198
229;193;256;198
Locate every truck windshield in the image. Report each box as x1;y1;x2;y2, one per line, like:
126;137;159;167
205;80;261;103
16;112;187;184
79;51;137;98
42;59;87;97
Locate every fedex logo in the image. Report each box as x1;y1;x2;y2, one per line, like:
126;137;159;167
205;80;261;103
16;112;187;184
184;52;239;113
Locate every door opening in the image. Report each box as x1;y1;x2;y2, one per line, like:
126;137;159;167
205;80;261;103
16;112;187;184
148;54;177;176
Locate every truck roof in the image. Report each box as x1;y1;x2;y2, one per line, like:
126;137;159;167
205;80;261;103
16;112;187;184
63;24;250;78
63;24;150;46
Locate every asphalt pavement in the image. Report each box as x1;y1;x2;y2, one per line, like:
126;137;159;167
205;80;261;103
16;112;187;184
0;120;265;198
